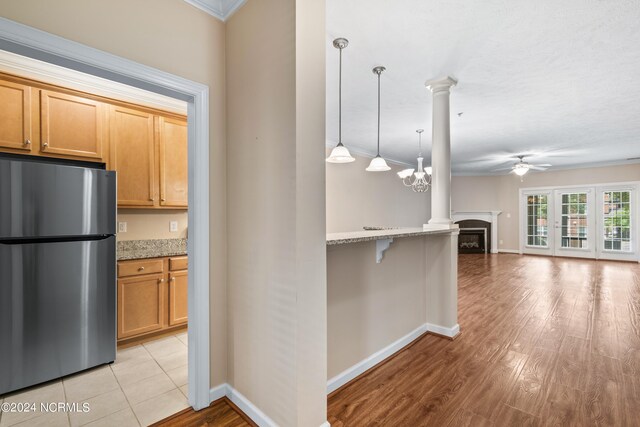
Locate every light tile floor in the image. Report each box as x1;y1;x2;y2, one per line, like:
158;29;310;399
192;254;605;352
0;332;189;427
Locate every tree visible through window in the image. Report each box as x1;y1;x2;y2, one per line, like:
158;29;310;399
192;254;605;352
527;194;548;247
603;191;631;252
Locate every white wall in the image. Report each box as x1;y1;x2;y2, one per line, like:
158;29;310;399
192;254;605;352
327;237;426;378
326;151;431;232
452;164;640;251
116;210;188;241
226;0;327;425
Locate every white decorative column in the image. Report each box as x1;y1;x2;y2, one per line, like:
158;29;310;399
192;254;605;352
426;76;457;225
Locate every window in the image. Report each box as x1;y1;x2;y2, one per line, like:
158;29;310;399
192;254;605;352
526;194;548;247
603;190;632;252
561;192;588;249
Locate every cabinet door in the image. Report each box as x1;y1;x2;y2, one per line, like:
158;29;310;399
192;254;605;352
110;105;156;207
168;271;188;326
40;90;104;160
158;116;188;207
0;79;33;152
117;273;166;339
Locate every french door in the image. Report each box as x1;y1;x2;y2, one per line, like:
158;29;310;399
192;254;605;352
553;189;596;258
521;184;638;261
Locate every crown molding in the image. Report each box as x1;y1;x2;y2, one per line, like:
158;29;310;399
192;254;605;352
183;0;247;21
0;49;187;114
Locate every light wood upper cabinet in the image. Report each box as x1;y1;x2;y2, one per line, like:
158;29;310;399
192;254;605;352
0;79;33;152
110;105;156;207
168;270;188;326
159;116;188;207
40;90;105;160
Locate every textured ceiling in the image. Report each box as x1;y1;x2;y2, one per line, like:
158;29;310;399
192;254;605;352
326;0;640;174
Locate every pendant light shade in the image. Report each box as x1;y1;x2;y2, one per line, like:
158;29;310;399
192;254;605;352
327;143;355;163
327;38;355;163
366;66;390;172
366;155;391;171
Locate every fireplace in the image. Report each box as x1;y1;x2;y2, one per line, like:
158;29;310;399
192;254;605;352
452;210;501;254
456;219;491;254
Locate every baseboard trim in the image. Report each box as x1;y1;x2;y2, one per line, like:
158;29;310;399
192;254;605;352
326;324;428;395
426;323;460;339
498;249;521;254
227;386;277;427
209;383;228;403
209;383;277;427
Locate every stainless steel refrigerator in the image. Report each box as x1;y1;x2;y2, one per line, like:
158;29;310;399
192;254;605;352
0;154;116;395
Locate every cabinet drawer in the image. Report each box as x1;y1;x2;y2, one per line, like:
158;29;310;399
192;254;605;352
169;256;188;271
118;258;164;277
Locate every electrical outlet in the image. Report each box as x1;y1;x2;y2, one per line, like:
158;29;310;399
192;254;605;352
170;221;178;232
506;212;511;218
499;239;504;245
118;222;127;233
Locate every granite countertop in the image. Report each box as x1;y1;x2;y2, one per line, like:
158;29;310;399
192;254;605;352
326;225;459;246
117;238;187;261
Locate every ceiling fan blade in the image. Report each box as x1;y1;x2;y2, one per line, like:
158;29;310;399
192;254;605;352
491;167;515;172
529;165;549;171
533;163;552;167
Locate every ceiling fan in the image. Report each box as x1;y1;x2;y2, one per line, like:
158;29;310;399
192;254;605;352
493;155;551;177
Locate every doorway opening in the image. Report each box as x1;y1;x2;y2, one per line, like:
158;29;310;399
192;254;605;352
0;16;211;421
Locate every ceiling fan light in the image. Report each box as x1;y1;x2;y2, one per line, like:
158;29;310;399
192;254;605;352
397;168;414;179
326;143;355;163
366;155;391;172
514;165;529;176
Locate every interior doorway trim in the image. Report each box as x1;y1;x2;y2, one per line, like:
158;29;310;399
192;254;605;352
0;17;211;410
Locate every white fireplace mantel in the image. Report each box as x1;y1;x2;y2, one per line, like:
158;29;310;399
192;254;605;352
451;211;501;254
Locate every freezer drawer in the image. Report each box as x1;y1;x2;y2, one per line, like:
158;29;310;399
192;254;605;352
0;157;116;239
0;236;116;395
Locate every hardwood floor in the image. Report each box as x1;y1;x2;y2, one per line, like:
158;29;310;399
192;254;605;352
153;397;255;427
156;254;640;426
328;254;640;426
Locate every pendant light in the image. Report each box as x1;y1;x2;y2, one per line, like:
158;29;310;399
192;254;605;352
366;66;391;172
326;38;355;163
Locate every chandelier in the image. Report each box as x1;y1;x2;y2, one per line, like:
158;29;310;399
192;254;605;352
397;129;432;192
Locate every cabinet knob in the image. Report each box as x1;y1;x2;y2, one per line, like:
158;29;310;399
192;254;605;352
149;197;156;202
158;278;165;284
161;198;166;202
138;266;145;271
24;139;31;146
170;277;176;282
43;142;49;148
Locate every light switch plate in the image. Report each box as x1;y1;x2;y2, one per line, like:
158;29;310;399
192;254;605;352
170;221;178;232
118;222;127;233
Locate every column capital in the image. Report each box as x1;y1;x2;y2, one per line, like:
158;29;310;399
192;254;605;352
425;76;458;93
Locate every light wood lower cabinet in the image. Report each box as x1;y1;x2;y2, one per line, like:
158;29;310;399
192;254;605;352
117;256;187;343
117;273;165;339
168;271;188;326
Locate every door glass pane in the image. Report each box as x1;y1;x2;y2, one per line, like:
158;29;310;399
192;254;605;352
526;193;548;247
603;190;632;252
561;192;588;249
